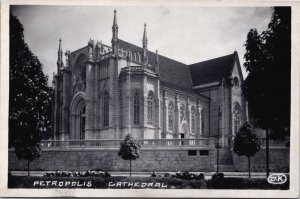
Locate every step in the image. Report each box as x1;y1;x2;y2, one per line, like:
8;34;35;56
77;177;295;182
214;164;235;172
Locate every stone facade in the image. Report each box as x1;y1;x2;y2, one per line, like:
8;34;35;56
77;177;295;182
52;10;246;147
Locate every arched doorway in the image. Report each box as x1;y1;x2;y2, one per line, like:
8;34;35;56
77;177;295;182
181;123;189;145
70;92;86;140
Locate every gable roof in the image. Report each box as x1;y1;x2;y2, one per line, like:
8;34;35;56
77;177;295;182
118;39;194;90
188;52;237;86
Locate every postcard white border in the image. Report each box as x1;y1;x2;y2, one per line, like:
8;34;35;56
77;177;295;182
0;0;299;198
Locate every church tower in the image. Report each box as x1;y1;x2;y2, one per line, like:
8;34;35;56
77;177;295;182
57;38;64;73
142;23;148;66
111;9;119;56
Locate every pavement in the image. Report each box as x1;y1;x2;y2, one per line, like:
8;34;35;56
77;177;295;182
10;171;289;179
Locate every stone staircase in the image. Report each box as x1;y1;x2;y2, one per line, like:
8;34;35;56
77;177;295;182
214;148;235;172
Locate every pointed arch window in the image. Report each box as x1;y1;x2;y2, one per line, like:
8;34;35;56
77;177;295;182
180;104;186;122
80;105;86;140
201;109;205;135
147;91;154;124
168;102;174;131
133;92;140;125
103;91;109;126
191;107;196;134
233;103;241;135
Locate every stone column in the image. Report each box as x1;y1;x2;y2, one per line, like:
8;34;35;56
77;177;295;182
62;68;72;140
186;97;190;138
155;78;160;138
175;94;179;138
162;90;167;138
52;75;58;139
197;99;202;138
85;40;95;140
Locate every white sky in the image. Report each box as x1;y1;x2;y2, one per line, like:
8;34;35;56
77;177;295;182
11;5;273;85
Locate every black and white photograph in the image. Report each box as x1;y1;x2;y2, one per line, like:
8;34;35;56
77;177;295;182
0;0;299;198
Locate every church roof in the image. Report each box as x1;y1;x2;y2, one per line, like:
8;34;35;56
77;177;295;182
118;39;195;93
188;52;237;86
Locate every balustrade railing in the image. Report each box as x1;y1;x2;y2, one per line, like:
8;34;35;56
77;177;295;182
41;138;213;148
260;137;289;147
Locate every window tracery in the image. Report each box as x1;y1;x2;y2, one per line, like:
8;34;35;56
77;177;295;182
168;101;174;131
191;107;196;135
103;91;109;126
133;92;140;125
147;91;154;124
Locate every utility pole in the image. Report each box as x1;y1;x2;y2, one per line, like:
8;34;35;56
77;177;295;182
266;129;270;177
216;106;221;173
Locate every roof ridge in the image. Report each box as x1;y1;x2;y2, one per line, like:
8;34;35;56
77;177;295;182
118;38;187;66
189;52;235;67
188;51;237;86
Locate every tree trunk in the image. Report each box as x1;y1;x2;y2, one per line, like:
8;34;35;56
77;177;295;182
27;160;30;176
248;157;251;178
266;129;270;178
130;159;132;177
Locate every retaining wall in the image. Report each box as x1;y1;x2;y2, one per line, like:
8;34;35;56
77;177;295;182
9;147;215;172
232;147;290;172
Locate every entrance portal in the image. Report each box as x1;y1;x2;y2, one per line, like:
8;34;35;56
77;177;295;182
70;92;86;140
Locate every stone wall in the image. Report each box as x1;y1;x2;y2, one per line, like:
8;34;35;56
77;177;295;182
8;147;215;172
232;147;290;172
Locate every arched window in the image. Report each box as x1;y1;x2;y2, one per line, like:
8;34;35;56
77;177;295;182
133;92;140;125
73;54;87;93
201;109;205;134
191;107;196;134
180;104;186;122
232;77;240;88
147;91;154;124
233;103;241;134
103;91;109;126
168;102;174;131
80;105;86;140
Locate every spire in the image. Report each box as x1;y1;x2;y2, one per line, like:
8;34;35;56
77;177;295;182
57;38;63;72
112;9;118;31
142;23;148;65
65;49;70;67
88;38;94;61
142;23;148;50
112;9;119;55
155;49;159;75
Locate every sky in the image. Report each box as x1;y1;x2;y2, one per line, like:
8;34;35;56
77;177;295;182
11;5;273;85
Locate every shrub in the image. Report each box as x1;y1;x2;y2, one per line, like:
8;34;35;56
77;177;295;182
211;172;224;180
151;172;157;177
43;170;110;178
197;173;205;180
150;171;205;181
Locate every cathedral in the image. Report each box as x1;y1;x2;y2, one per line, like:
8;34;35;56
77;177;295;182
51;10;247;148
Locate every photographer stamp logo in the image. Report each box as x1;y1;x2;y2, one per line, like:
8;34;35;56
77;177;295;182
267;174;287;184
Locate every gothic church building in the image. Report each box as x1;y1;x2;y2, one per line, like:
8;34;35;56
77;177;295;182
52;10;247;148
